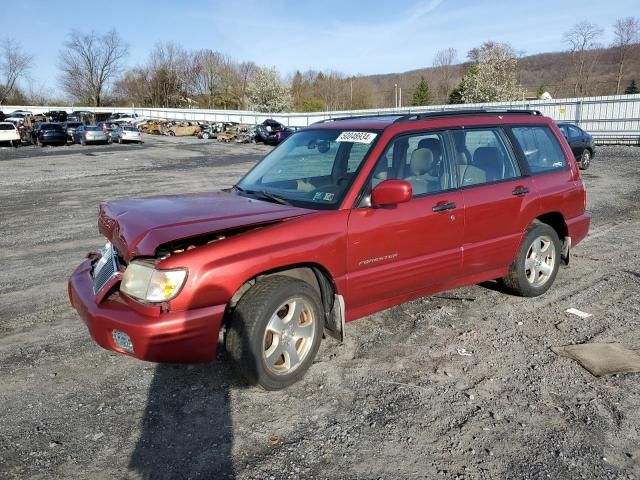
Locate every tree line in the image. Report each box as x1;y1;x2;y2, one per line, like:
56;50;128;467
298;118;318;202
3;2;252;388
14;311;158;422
1;17;638;112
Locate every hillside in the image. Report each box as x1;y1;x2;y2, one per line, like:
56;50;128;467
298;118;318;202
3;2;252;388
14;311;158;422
361;44;640;107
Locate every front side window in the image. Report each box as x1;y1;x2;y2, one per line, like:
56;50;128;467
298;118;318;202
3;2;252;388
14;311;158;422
450;128;521;187
511;126;567;173
237;129;378;209
369;131;453;197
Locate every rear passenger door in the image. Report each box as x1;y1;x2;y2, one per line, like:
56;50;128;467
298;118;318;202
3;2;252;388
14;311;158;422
451;127;534;276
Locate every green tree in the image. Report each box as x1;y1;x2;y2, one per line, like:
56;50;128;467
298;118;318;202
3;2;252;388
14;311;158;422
624;79;639;94
411;77;431;106
447;84;464;104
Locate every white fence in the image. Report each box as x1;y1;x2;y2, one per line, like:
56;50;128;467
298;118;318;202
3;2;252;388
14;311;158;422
3;93;640;143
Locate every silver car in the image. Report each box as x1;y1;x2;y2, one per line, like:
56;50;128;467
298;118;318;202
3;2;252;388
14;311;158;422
111;125;142;144
72;125;110;145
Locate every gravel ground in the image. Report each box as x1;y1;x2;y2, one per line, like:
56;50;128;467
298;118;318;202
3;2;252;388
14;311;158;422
0;136;638;480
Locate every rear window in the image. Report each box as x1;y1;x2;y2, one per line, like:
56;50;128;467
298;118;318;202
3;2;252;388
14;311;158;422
85;126;100;131
0;123;16;130
511;126;567;173
66;122;82;128
123;126;138;131
42;124;64;131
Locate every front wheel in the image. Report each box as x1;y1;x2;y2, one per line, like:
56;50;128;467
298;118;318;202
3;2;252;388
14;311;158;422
502;222;561;297
579;149;591;170
225;276;324;390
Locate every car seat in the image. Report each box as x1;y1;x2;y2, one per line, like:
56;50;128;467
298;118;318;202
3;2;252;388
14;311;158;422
472;147;504;182
405;148;438;195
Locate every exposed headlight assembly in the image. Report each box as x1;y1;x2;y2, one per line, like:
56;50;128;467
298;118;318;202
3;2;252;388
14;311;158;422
120;261;187;302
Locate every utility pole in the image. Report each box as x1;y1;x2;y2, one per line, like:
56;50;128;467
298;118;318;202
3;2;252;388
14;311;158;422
350;77;353;108
399;87;402;108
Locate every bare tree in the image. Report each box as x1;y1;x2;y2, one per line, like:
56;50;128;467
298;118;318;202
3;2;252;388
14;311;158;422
612;17;640;94
432;47;458;100
58;29;128;106
563;21;603;97
0;38;33;104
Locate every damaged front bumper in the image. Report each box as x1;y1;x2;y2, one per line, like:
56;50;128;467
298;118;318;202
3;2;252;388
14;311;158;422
68;259;225;363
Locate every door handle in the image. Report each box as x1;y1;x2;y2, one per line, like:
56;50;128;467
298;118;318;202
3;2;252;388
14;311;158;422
512;187;529;196
432;201;456;212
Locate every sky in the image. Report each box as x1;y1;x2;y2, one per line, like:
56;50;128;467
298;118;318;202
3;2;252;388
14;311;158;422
6;0;639;98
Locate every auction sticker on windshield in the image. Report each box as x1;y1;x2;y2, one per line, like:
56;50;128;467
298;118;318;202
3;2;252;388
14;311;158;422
336;131;377;144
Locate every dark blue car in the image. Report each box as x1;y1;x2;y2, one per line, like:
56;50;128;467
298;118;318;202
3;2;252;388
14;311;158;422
557;123;595;170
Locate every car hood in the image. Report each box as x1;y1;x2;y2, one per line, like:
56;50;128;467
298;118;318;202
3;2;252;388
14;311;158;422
98;191;313;261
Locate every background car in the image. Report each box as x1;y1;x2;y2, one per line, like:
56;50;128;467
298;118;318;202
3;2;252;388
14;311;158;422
44;110;68;122
72;125;110;145
35;123;67;146
111;125;142;143
0;122;21;147
96;122;117;138
557;122;595;170
254;119;294;145
4;112;28;125
63;121;83;142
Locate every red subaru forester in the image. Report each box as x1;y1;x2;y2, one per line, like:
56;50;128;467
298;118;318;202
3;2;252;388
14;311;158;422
69;110;590;389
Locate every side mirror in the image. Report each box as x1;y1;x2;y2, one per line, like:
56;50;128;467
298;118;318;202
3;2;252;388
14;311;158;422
371;179;413;206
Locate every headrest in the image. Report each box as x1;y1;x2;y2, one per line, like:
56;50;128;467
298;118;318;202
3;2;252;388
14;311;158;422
417;138;442;158
409;148;434;176
473;147;502;168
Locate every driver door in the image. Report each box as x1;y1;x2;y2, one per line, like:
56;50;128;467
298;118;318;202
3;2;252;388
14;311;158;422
346;131;464;316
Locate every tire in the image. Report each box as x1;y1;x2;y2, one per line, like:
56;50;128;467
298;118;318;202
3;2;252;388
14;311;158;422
118;137;123;144
202;132;210;139
579;149;591;170
107;137;112;144
502;221;561;297
225;275;324;390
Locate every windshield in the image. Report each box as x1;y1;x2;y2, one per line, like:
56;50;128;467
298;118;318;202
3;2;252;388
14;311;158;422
236;129;378;209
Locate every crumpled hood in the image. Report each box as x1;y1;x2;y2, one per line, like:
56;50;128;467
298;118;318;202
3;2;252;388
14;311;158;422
98;191;312;261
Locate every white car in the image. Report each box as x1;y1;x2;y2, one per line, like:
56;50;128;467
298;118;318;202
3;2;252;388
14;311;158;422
4;113;28;124
0;122;21;146
112;125;142;143
112;114;143;125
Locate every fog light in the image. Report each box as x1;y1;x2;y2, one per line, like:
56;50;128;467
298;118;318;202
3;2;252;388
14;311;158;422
112;329;134;353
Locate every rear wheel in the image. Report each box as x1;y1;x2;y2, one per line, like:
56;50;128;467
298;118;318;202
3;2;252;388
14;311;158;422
579;149;591;170
225;276;323;390
502;222;561;297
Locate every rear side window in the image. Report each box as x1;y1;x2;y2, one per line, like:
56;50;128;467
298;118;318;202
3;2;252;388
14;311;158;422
0;123;15;130
511;126;567;173
451;128;521;187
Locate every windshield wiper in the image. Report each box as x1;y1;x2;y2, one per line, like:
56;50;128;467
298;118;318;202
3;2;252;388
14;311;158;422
235;185;291;205
255;190;291;205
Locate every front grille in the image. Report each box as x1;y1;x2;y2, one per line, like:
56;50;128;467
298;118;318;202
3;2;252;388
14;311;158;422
92;243;120;296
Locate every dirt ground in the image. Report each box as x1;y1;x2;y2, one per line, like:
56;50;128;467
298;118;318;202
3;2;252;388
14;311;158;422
0;136;639;480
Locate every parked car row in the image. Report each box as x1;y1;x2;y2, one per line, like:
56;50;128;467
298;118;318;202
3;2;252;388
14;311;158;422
0;119;144;148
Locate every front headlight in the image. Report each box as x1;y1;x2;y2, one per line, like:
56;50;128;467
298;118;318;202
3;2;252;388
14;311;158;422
120;261;187;302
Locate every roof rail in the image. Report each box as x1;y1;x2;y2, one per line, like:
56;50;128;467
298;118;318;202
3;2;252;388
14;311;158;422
394;108;542;123
313;113;403;124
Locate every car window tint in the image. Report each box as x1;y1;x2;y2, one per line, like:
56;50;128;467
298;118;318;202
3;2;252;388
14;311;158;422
261;140;337;183
453;128;520;187
371;131;452;197
568;125;582;138
512;126;567;173
0;124;15;130
347;143;370;172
